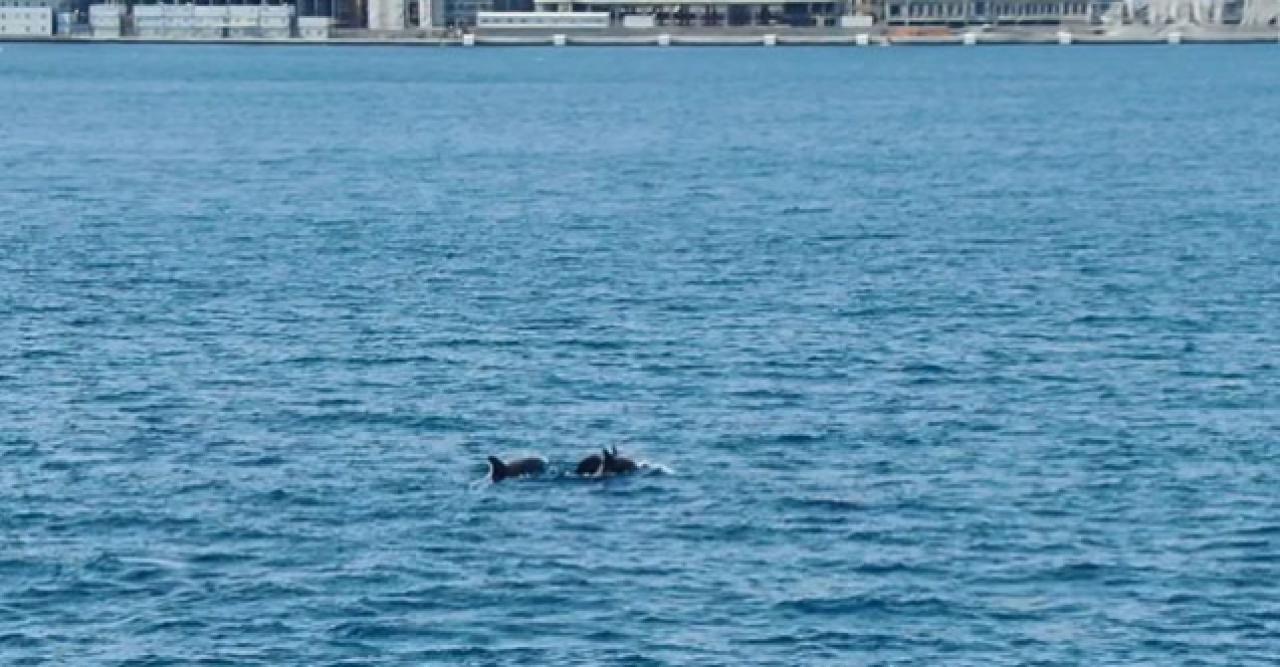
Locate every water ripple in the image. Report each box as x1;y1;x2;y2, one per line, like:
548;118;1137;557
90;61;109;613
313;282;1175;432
1;43;1278;665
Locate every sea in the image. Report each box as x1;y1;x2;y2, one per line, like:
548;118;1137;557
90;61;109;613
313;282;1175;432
1;43;1278;665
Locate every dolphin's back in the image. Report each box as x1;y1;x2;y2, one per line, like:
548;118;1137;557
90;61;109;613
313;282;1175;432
575;454;603;476
489;456;546;483
487;456;508;482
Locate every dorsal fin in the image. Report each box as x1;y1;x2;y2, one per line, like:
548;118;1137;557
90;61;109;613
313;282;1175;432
486;456;507;482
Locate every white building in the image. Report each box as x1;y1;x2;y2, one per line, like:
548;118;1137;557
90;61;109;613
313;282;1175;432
367;0;406;29
131;3;294;39
476;9;608;27
881;0;1090;24
522;0;850;27
89;3;126;37
0;0;53;37
297;14;332;37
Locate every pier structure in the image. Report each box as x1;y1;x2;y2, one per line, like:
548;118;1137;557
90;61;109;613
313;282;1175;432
505;0;849;27
14;0;1280;40
881;0;1090;24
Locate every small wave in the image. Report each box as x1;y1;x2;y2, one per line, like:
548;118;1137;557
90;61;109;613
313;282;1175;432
773;432;827;445
233;454;285;467
329;620;455;641
552;337;628;350
780;496;866;513
343;354;442;366
1044;561;1109;581
1189;538;1271;554
271;355;329;366
0;559;61;579
360;589;462;613
412;646;550;661
313;397;361;408
774;594;960;617
1160;593;1216;606
18;349;70;360
637;461;673;476
87;389;154;403
852;561;933;575
84;552;124;573
1216;524;1280;538
900;362;952;375
0;633;41;648
781;205;833;215
185;551;257;566
741;630;862;648
285;410;471;433
728;388;806;402
255;488;325;506
433;337;523;349
118;564;175;584
10;303;72;315
140;618;209;634
66;514;201;532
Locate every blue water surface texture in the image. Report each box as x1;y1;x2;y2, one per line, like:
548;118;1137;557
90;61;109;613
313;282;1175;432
1;43;1278;665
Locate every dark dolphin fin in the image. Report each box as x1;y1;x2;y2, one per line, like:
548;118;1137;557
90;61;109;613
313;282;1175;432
487;456;507;483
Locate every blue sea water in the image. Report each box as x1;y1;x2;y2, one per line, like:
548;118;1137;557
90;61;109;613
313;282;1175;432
1;42;1279;664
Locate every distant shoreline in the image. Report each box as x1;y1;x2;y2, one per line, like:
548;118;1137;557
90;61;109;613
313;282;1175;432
3;31;1279;47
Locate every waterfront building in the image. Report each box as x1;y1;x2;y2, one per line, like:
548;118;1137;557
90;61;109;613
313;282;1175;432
0;0;54;36
476;0;1271;28
477;9;607;26
294;0;440;30
87;1;122;36
367;0;405;28
129;3;293;38
294;0;359;26
297;13;333;35
1238;0;1279;23
519;0;851;27
423;0;533;27
879;0;1261;25
442;0;491;25
881;0;1089;24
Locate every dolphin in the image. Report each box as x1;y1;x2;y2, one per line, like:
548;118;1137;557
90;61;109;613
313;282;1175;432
575;451;604;476
486;456;547;483
602;445;638;476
